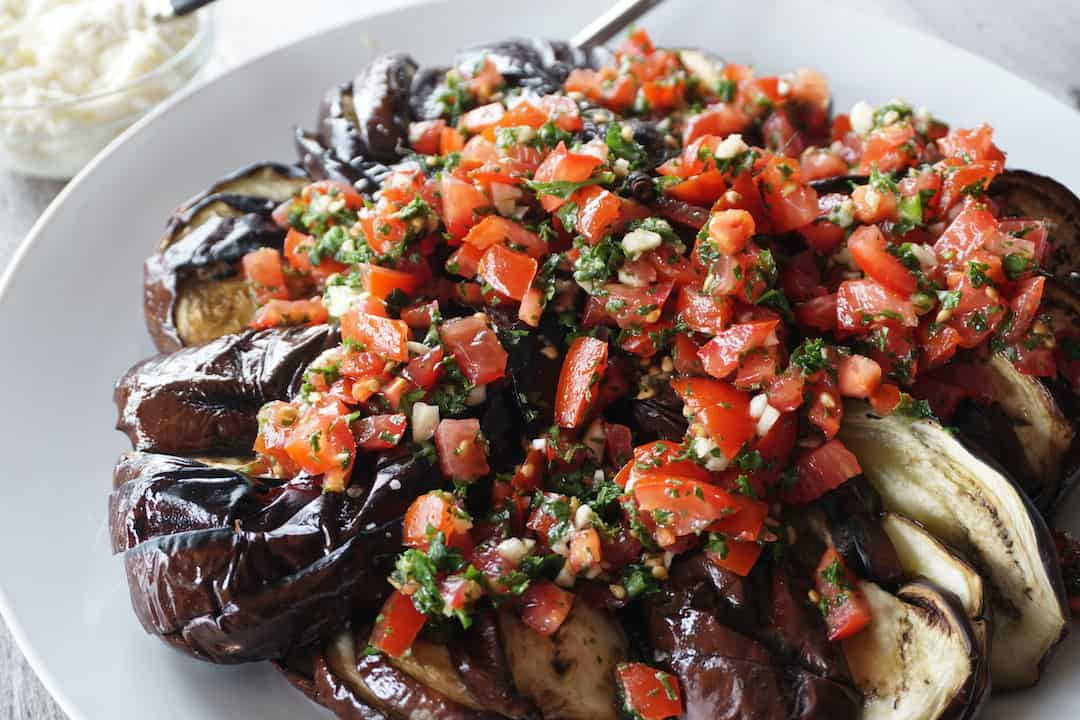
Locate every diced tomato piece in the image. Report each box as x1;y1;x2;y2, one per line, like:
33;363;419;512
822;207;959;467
242;248;289;303
706;208;756;255
574;186;623;243
783;440;862;504
767;370;805;412
735;345;781;390
815;547;872;641
1005;275;1045;343
555;336;609;429
698;320;779;379
851;184;899;224
664;170;729;206
478;244;538;301
683;105;750;144
439;316;508;385
301;180;366;209
370;590;427;657
536;94;583;132
568;528;603;574
341;309;409;362
616;663;684;720
708;493;769;542
284;228;347;279
616;441;712;491
441;174;490;239
807;374;843;439
403;491;469;550
446;243;484;278
565;67;637;113
440;126;466;155
358;263;423;300
531;141;604;211
401;345;443;389
795;293;838;332
676;286;733;336
597;281;673;329
634;476;741;539
409;119;446;154
837;354;883;399
250;297;329;330
706;538;764;577
401;300;440;329
434;418;489;482
283;397;356;490
869;382;902;415
847;225;917;295
837;280;917;330
1013;345;1057;377
673;378;755;458
857;122;917;174
938;124;1005;164
518;287;545;327
801;149;849;182
520;581;574;636
933;204;998;271
461;101;506;134
353;413;406;450
462;215;547;257
920;322;961;370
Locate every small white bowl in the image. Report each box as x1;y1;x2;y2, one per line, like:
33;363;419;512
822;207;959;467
0;9;215;180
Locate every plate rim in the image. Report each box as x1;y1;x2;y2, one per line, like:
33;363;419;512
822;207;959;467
0;1;1077;717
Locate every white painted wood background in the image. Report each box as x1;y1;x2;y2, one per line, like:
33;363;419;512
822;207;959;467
0;0;1077;716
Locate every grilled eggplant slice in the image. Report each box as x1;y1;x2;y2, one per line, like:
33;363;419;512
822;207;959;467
498;602;627;720
947;353;1075;512
879;513;989;648
144;162;309;351
110;445;440;663
319;54;418;164
115;325;339;456
839;402;1069;689
989;169;1080;280
842;581;987;720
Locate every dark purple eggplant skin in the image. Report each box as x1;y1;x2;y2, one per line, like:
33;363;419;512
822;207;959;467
115;325;339;456
319;54;417;164
786;671;861;720
312;652;389;720
808;174;866;196
450;610;538;720
145;162;309;352
990;169;1080;281
820;479;904;585
294;127;392;193
111;444;442;663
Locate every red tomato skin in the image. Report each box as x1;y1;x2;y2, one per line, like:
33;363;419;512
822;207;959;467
242;248;289;303
837;280;917;331
477;244;538;302
677;286;733;336
847;225;917;295
706;538;764;577
815;548;872;641
520;581;575;636
370;590;427;657
340;309;410;362
837;354;883;399
403;491;464;550
250;298;329;330
784;440;862;504
673;378;756;458
616;663;684;720
555;336;609;429
698;320;779;379
434;418;490;482
439;316;508;386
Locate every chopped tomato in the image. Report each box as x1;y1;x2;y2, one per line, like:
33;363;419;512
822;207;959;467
242;248;289;303
461;101;506;134
869;382;902;415
767;370;805;412
847;225;917;295
677;286;733;336
564;67;636;113
706;208;756;255
851;184;898;224
708;493;769;542
616;663;684;720
409;119;446;154
1004;275;1045;343
520;581;574;636
734;345;781;390
401;300;440;329
932;204;997;271
531;141;604;211
807;374;843;439
358;263;423;300
837;279;917;330
815;547;872;641
597;281;673;330
837;354;883;399
783;439;862;504
462;215;547;257
478;244;538;301
569;528;602;574
633;476;741;539
938;124;1005;163
439;316;508;385
250;297;328;330
921;321;961;370
370;590;427;657
341;308;409;362
441;174;490;239
795;293;838;332
683;105;749;144
284;228;347;279
801;149;849;181
440;126;466;155
706;538;764;577
574;186;623;243
434;418;489;482
615;441;711;490
857;122;917;174
673;378;756;458
536;94;583;132
353;413;407;450
446;243;484;278
555;336;609;429
403;491;469;550
698;320;779;379
283;397;356;491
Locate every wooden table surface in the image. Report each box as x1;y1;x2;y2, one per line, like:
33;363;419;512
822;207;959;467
1;0;1077;717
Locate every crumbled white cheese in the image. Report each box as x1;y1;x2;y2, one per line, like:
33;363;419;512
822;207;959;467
411;402;439;443
849;100;876;135
713;133;748;159
620;228;663;259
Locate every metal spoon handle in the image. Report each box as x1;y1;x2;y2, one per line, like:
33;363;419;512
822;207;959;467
153;0;218;20
570;0;667;49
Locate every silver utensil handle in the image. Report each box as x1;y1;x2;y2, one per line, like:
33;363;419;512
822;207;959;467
570;0;667;49
152;0;217;20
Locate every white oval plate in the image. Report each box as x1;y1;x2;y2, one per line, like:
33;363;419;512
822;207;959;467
1;1;1077;718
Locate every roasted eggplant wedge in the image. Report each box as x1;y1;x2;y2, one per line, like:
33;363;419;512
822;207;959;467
842;581;987;720
839;401;1070;689
109;444;440;663
144;162;309;351
318;54;418;164
115;325;339;456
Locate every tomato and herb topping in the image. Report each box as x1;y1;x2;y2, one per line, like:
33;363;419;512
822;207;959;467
237;27;1077;660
